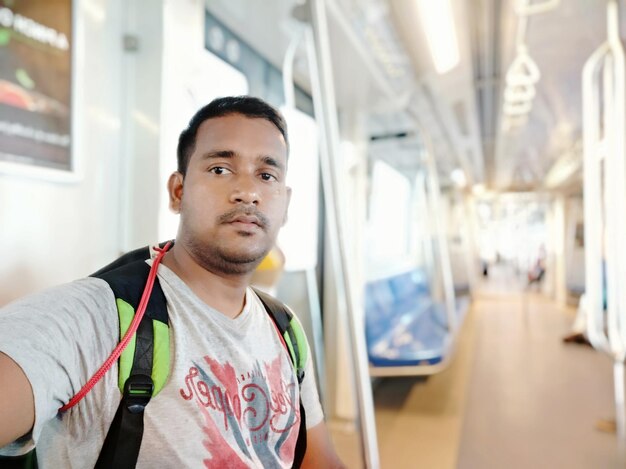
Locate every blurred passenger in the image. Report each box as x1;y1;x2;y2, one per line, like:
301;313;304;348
527;244;546;289
0;96;344;468
481;260;489;277
527;259;545;286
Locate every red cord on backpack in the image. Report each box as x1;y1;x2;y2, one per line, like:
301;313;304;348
59;242;172;412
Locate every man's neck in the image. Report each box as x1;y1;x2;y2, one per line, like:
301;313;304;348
162;244;252;319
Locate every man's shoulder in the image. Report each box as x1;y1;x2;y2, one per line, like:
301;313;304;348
47;276;114;300
2;277;115;313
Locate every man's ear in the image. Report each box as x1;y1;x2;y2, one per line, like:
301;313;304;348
282;186;292;226
168;172;184;213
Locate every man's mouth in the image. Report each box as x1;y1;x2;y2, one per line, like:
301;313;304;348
219;210;269;230
230;215;261;227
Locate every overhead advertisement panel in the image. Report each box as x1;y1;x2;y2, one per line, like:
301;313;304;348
0;0;72;172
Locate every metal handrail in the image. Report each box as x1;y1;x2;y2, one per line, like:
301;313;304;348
280;23;330;413
582;40;609;351
415;171;437;285
422;139;457;333
582;0;626;442
308;0;380;467
282;27;304;111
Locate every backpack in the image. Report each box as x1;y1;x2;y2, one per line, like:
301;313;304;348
1;242;308;469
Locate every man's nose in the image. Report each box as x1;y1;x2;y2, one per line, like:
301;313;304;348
230;176;260;205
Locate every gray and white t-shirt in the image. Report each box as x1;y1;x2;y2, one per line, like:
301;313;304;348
0;263;323;468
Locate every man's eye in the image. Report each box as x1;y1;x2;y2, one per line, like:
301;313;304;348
209;167;231;175
260;173;277;181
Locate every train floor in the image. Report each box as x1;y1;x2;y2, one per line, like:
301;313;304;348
332;262;622;468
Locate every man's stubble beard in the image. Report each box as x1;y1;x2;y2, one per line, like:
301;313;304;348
181;222;272;276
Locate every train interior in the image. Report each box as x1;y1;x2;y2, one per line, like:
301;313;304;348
1;0;625;467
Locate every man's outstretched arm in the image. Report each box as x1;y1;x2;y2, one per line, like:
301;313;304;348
302;420;346;469
0;352;35;448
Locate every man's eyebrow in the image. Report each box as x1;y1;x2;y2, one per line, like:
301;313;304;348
200;150;235;160
199;151;285;170
259;155;285;171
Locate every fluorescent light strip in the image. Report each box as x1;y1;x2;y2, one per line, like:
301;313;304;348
417;0;460;74
450;168;467;187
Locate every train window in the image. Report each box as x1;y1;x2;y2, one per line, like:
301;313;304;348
366;160;412;272
204;11;313;116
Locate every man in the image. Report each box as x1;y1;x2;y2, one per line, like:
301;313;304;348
0;96;344;468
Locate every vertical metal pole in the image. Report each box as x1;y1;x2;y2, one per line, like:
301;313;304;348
603;53;620;352
281;23;328;411
305;267;327;406
582;39;609;351
551;196;566;305
459;193;476;294
423;143;457;331
606;1;626;442
415;171;436;281
607;1;626;356
282;28;303;110
583;1;626;450
307;1;380;467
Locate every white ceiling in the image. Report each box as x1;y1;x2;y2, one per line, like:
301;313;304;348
205;0;612;193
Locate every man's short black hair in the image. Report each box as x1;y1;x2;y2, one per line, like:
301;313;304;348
176;96;289;175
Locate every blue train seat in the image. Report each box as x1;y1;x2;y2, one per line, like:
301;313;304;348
365;269;469;371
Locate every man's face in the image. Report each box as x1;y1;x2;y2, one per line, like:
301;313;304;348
169;113;291;275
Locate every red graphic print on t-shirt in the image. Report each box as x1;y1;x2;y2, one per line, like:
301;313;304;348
179;353;300;467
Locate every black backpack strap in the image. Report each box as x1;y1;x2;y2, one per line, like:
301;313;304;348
94;368;153;469
92;260;168;325
252;288;306;383
252;288;308;468
92;259;168;469
92;241;174;278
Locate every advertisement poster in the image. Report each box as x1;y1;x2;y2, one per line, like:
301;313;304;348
0;0;72;172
